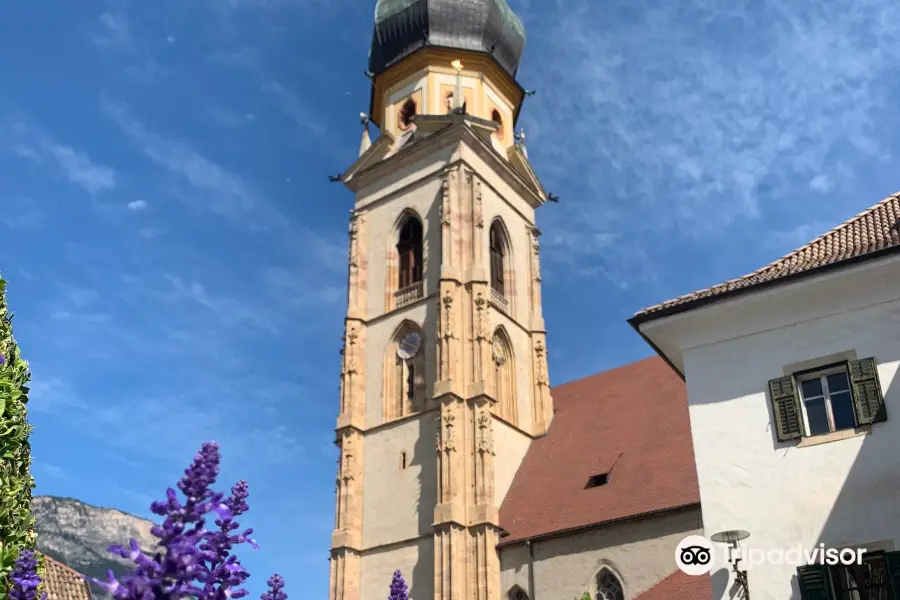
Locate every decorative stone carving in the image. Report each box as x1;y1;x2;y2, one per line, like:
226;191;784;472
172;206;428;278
474;180;484;229
343;326;359;375
476;410;494;455
473;293;488;341
535;339;549;387
442;293;455;339
348;216;361;270
440;171;451;226
531;227;542;282
435;413;443;452
442;412;457;452
341;436;355;481
335;455;342;488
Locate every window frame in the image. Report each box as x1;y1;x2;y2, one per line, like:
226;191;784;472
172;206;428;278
796;363;857;436
397;217;423;290
769;356;887;443
489;222;506;297
595;568;624;600
828;550;891;599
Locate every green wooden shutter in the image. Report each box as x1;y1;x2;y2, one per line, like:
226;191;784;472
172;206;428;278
797;564;834;600
885;551;900;599
769;375;803;441
848;358;887;425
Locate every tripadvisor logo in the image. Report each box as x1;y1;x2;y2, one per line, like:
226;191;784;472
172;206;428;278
675;535;715;576
675;535;866;575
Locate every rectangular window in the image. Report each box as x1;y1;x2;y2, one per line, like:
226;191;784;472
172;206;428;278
798;550;900;600
769;357;887;443
798;367;856;435
830;552;889;599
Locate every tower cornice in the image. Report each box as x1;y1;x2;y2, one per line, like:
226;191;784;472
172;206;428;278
343;119;547;209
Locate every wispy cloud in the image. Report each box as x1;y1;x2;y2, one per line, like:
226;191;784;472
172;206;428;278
2;197;42;230
519;0;900;287
34;461;72;482
87;8;159;78
31;376;306;467
102;101;271;223
43;143;117;194
262;81;327;137
127;199;148;210
7;120;116;195
101;100;349;280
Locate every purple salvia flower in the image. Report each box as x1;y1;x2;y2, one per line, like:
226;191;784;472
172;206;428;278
197;480;255;600
92;441;226;600
91;442;270;600
260;574;287;600
388;570;409;600
9;549;48;600
0;353;6;365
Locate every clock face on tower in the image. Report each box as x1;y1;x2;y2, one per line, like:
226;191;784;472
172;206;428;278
398;331;422;360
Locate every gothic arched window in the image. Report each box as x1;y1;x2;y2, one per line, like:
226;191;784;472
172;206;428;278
508;586;529;600
383;322;426;421
489;220;510;301
397;215;423;290
491;328;516;425
596;569;624;600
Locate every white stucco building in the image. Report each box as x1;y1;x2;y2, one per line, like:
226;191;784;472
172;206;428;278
631;193;900;600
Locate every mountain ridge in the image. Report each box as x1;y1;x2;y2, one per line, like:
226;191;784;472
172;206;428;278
33;495;156;598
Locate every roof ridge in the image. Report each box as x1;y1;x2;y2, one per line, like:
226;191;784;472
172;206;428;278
748;190;900;278
635;570;681;599
633;189;900;319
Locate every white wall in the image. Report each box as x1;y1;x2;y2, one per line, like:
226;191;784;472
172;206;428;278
646;256;900;599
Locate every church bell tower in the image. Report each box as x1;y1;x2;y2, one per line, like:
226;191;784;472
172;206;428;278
329;2;553;600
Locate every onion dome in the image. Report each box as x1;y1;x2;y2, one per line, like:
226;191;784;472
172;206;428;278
369;0;526;78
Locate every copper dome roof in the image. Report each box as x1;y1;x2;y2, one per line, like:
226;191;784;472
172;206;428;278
369;0;526;77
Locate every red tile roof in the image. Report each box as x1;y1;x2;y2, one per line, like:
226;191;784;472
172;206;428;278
499;357;700;544
633;191;900;321
42;554;92;600
635;571;711;600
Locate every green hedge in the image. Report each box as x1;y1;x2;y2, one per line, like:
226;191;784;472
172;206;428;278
0;275;39;597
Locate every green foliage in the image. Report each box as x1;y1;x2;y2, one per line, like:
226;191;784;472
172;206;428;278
0;276;39;596
575;593;591;600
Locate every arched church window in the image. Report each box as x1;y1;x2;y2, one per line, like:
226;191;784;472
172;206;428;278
596;569;624;600
491;328;516;425
508;586;529;600
383;323;426;421
491;109;504;140
490;221;507;298
399;98;417;131
397;216;423;290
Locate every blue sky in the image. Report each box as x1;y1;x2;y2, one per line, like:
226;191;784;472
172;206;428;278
2;0;900;596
